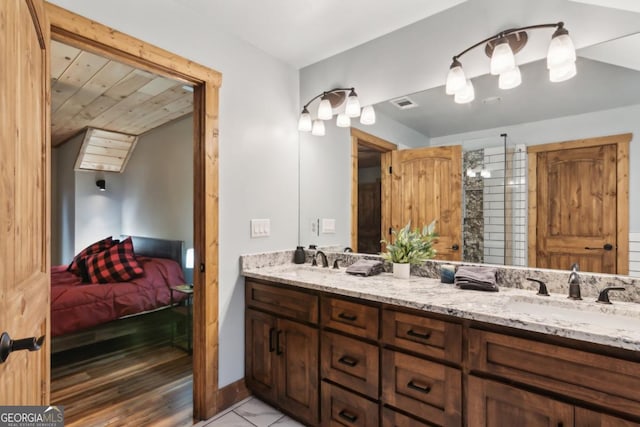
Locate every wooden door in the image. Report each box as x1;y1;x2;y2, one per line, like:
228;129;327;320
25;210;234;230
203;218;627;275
245;309;277;403
467;377;573;427
533;144;618;273
277;318;319;426
388;146;462;261
0;0;50;404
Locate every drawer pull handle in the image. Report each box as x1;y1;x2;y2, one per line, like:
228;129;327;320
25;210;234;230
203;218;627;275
268;327;276;353
338;409;358;423
407;329;431;340
338;355;359;367
338;312;357;322
276;330;283;355
407;380;431;394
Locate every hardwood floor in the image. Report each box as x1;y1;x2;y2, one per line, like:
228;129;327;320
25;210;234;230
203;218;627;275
51;335;193;426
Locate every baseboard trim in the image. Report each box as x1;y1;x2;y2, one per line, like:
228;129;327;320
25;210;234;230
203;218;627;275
216;378;250;412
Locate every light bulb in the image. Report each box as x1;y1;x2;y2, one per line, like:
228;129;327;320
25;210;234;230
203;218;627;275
336;113;351;128
297;108;312;132
549;61;576;82
454;80;475;104
547;27;576;70
317;96;333;120
490;38;516;75
359;105;376;125
499;65;521;90
445;59;467;95
345;89;361;117
311;119;325;136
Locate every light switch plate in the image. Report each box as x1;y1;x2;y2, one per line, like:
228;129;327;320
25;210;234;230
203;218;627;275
321;218;336;234
250;219;270;238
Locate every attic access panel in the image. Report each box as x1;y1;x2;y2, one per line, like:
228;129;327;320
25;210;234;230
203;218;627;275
74;128;138;173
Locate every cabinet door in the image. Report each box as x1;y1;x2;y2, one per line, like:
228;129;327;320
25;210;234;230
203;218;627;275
575;407;640;426
277;318;319;426
245;309;277;402
467;376;573;427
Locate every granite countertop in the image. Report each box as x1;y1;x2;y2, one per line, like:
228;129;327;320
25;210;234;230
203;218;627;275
242;263;640;352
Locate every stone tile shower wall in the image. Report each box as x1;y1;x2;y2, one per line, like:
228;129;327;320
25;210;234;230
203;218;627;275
463;149;484;263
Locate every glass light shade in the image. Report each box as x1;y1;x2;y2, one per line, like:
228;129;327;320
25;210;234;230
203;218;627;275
336;113;351;128
454;80;475;104
317;98;333;120
311;119;325;136
345;93;361;117
499;65;522;90
547;33;576;69
359;105;376;125
480;169;491;178
297;110;312;132
466;168;477;178
549;61;577;82
445;63;467;95
490;39;516;75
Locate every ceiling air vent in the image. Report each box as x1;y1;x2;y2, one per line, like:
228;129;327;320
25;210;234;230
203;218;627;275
74;128;138;173
390;96;418;110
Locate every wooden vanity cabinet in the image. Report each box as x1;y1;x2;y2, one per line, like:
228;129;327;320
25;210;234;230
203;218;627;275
245;280;319;426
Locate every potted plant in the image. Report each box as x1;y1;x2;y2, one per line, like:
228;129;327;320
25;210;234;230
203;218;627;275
381;220;438;279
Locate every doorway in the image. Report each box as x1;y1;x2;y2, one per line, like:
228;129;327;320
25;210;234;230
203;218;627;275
350;128;397;253
528;133;630;274
46;3;221;420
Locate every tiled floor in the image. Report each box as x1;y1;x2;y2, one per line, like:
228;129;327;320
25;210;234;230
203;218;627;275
199;397;305;427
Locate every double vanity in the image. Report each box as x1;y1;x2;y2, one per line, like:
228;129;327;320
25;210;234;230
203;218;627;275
240;251;640;426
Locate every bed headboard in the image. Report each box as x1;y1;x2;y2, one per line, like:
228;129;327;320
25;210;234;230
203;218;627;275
121;235;184;267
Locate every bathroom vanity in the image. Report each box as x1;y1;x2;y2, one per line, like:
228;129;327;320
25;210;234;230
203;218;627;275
241;253;640;427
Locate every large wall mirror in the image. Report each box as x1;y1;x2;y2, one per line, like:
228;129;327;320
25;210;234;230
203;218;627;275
299;29;640;276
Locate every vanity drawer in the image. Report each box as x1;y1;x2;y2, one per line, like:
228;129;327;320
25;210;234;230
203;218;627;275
381;407;432;427
246;280;318;324
382;309;462;363
321;381;379;427
468;329;640;418
381;349;462;427
321;331;379;399
321;296;379;340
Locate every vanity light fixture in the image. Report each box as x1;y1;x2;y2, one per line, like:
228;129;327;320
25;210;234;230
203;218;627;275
446;22;576;103
298;87;376;136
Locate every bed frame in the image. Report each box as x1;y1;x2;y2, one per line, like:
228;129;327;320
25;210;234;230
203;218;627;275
52;235;185;354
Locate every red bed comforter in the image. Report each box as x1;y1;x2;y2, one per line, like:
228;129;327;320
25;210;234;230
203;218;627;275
51;257;185;337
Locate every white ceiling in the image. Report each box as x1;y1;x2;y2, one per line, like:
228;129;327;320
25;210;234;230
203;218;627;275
169;0;467;68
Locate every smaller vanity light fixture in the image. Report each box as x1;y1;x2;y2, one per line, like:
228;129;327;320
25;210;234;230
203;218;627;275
298;87;376;136
446;22;576;104
96;179;106;191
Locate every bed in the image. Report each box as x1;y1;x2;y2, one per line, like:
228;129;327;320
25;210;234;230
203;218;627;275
51;236;187;347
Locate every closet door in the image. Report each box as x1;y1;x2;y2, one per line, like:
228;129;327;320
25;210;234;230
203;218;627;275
0;0;51;405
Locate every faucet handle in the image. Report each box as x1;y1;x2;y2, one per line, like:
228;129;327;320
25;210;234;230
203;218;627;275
596;287;625;304
333;259;340;269
526;278;549;296
311;254;318;267
570;263;579;272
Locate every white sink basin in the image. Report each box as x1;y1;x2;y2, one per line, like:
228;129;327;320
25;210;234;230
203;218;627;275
504;295;640;330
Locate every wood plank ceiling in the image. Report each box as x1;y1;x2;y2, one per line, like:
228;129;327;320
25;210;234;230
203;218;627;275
51;40;193;146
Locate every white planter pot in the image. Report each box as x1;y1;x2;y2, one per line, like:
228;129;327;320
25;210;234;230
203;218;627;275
393;262;410;279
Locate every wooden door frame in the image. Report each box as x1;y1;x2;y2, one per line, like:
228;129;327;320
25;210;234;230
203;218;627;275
45;3;222;419
350;128;397;252
527;133;631;274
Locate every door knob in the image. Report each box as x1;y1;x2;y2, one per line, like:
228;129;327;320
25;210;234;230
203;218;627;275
0;332;45;363
450;244;460;251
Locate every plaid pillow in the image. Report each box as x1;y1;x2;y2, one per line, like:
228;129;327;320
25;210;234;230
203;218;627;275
67;236;115;274
85;237;144;283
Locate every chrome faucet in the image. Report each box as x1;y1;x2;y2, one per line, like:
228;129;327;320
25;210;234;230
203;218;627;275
567;263;582;300
312;250;329;268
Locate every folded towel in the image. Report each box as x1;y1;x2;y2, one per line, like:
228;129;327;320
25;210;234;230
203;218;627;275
345;259;384;277
455;266;498;292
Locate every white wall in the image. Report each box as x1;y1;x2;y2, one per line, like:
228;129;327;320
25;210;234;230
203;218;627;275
121;116;193;251
48;0;300;388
